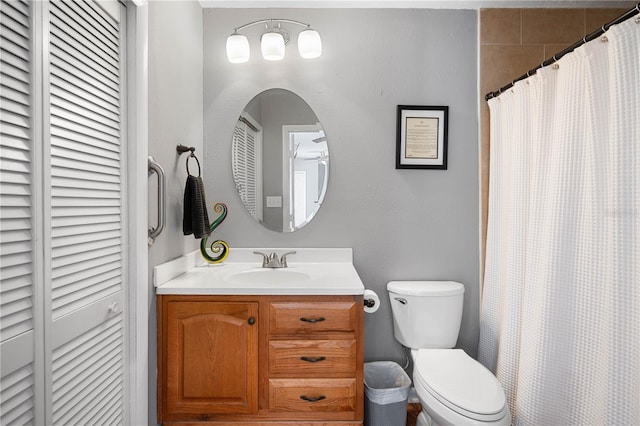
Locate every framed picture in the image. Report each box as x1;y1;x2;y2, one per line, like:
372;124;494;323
396;105;448;170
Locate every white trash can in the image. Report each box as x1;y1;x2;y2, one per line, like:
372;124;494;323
363;361;411;426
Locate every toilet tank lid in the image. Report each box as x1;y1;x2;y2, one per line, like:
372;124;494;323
387;281;464;296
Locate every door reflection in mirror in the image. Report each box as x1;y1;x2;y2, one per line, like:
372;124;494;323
232;113;262;222
283;126;327;230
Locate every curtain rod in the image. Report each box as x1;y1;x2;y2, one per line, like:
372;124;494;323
484;3;640;101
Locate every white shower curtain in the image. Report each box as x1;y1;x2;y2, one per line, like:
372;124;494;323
479;18;639;425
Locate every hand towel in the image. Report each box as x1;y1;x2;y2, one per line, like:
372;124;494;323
183;175;211;239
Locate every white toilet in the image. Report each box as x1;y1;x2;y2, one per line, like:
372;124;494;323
387;281;511;426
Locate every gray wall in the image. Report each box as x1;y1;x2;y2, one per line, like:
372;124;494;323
203;8;479;368
148;1;203;422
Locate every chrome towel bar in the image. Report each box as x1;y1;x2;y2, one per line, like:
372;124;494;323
148;156;166;245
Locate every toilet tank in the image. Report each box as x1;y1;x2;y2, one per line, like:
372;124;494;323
387;281;465;349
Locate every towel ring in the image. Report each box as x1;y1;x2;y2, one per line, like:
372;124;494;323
186;153;201;177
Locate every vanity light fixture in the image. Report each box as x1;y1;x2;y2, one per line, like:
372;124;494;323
226;19;322;63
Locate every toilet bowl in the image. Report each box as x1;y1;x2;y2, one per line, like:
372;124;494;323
387;281;510;426
412;349;510;426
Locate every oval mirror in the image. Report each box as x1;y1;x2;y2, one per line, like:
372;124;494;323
232;88;329;232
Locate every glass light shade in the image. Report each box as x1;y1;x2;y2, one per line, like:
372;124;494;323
261;31;285;61
298;28;322;59
226;33;250;63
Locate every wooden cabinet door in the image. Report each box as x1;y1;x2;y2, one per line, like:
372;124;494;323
164;300;259;417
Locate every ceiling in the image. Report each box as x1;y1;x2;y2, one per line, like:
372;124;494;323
199;0;638;9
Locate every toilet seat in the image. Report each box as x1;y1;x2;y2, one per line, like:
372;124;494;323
414;349;508;422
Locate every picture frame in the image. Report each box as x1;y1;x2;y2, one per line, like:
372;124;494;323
396;105;448;170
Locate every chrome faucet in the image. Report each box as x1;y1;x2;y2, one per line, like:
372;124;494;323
253;251;296;268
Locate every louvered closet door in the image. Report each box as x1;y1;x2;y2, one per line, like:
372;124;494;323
48;0;126;424
232;119;260;219
0;0;128;424
0;1;37;424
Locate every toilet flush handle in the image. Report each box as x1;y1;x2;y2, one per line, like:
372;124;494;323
394;297;407;305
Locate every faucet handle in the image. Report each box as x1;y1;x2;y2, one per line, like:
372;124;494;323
279;251;297;268
253;251;269;267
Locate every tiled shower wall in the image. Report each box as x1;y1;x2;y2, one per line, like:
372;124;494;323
479;8;629;275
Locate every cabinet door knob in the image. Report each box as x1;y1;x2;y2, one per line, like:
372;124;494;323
300;395;326;403
300;356;326;363
248;317;256;325
299;317;325;323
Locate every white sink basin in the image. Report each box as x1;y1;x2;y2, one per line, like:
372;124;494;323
223;268;311;285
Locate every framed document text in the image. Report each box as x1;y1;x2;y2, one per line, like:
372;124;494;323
396;105;448;169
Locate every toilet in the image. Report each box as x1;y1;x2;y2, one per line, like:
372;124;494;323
387;281;511;426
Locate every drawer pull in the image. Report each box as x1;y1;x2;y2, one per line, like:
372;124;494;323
299;317;326;323
300;395;326;403
300;356;326;363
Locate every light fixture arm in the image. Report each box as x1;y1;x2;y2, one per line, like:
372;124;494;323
233;18;312;33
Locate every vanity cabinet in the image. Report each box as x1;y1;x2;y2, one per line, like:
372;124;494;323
160;299;259;418
158;294;364;425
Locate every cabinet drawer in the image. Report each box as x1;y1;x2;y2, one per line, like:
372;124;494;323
269;378;356;412
269;340;356;376
269;302;357;334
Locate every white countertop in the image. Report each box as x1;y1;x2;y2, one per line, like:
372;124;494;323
154;248;365;296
